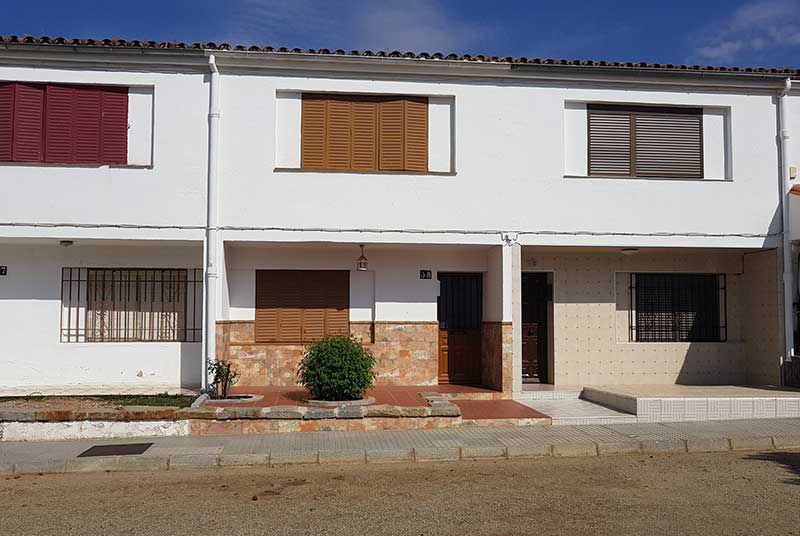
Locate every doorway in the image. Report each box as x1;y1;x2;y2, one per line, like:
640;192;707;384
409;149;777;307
522;272;551;383
437;272;482;385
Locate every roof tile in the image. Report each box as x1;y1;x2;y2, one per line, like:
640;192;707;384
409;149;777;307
0;34;796;75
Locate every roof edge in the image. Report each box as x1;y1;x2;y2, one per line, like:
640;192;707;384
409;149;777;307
0;35;797;77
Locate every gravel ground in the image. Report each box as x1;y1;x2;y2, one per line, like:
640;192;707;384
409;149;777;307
1;450;799;535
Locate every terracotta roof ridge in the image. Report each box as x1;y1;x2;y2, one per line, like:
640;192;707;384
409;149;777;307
0;34;797;75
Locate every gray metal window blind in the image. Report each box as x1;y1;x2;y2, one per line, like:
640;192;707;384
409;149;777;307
588;105;703;178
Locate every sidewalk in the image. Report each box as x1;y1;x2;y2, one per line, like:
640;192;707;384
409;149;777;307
2;418;800;475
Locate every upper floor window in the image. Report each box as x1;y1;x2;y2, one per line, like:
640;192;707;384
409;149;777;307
0;82;128;166
301;93;428;172
588;104;703;178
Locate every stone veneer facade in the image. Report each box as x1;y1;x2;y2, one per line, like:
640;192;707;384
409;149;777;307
216;321;439;387
481;322;513;397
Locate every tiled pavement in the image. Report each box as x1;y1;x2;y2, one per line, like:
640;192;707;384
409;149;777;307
1;418;799;474
519;399;638;425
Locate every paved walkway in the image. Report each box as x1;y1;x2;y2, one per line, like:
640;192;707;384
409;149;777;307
519;398;638;425
2;418;800;475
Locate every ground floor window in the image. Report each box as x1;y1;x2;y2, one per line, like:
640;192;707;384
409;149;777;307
255;270;350;343
630;273;726;343
60;268;203;343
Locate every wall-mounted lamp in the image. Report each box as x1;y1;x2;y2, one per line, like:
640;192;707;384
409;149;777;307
59;240;74;248
356;244;368;271
620;248;639;256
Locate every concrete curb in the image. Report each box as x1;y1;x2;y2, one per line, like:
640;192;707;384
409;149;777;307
4;435;800;476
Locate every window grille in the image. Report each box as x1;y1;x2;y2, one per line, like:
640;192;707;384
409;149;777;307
60;268;202;343
629;273;726;343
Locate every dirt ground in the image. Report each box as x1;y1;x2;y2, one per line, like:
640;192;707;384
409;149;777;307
1;450;799;536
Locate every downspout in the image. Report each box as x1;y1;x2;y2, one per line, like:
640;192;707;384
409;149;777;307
779;78;794;366
202;55;221;391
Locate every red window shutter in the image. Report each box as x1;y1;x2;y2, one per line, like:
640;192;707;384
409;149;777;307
44;84;76;163
100;87;128;165
74;86;102;164
0;83;13;161
12;83;44;162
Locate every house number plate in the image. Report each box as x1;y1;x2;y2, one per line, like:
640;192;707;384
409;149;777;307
419;270;432;280
0;266;6;276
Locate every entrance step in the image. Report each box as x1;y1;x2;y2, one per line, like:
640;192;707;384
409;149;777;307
518;398;637;426
581;385;800;422
452;400;550;426
516;386;582;400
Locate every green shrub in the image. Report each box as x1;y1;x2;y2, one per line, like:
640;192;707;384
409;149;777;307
208;359;240;399
297;335;376;401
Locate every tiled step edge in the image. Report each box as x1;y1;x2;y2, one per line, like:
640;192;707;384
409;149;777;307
580;388;638;414
5;434;798;476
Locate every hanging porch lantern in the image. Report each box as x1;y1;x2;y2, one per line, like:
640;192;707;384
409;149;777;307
356;244;369;271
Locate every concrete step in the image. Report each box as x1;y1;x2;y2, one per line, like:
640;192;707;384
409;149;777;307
515;388;582;400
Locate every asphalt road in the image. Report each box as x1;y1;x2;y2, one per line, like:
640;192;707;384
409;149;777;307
2;450;799;535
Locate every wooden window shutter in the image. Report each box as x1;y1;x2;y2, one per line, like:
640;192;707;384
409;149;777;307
633;111;702;178
301;271;328;341
12;83;44;163
0;83;13;161
378;98;405;171
325;271;350;336
44;85;75;163
351;97;378;171
256;270;303;343
255;271;279;342
301;95;327;169
403;97;428;172
325;97;352;170
74;86;102;164
255;270;349;343
99;86;129;165
588;108;631;176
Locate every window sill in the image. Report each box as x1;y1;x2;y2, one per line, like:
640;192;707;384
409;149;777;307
0;161;152;170
564;174;731;182
274;167;456;177
620;340;731;345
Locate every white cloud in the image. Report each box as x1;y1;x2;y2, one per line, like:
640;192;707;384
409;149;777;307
692;0;800;64
221;0;489;53
351;1;487;53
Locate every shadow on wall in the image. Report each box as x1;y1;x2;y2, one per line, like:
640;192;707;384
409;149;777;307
180;342;203;391
673;344;747;385
746;451;800;486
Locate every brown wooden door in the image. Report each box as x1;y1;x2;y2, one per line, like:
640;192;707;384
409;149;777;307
437;273;482;385
522;273;550;382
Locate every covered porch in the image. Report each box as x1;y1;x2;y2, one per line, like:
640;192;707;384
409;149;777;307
214;241;516;395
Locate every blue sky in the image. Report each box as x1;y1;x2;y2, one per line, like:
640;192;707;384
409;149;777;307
4;0;800;67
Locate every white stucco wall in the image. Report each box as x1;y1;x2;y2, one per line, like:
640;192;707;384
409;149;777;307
223;243;491;322
0;64;208;238
0;57;791;250
221;71;787;250
0;241;203;394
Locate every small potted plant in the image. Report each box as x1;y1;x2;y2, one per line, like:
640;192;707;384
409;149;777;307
297;335;376;403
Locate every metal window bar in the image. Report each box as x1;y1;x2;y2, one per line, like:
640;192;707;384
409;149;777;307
60;268;202;343
629;273;727;343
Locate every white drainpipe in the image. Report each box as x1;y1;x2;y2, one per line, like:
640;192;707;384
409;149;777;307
202;55;221;390
779;78;794;365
